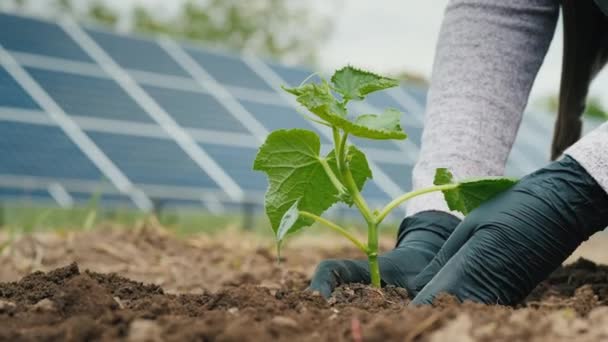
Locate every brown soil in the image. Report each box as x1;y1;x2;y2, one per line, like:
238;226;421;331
2;224;608;341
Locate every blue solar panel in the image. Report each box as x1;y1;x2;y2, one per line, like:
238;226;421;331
27;67;154;123
86;29;190;78
267;62;315;87
87;132;219;189
239;99;331;143
0;187;52;201
70;191;133;206
349;136;401;151
402;85;427;106
0;121;103;180
154;198;206;209
0;66;40;110
360;180;390;202
374;162;413;191
201;144;267;192
143;85;250;133
185;47;274;92
0;13;93;62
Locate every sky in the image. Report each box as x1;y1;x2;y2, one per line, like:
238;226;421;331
25;0;608;109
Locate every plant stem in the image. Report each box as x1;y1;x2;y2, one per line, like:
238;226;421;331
318;157;347;195
332;128;344;177
299;211;368;254
338;132;348;175
343;167;374;224
367;221;381;288
375;183;459;225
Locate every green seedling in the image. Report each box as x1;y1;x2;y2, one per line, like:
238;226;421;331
253;66;517;288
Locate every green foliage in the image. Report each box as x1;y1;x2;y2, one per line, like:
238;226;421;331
539;95;608;120
348;109;407;140
283;67;406;140
434;168;518;215
331;66;400;101
585;97;608;120
253;129;371;238
87;1;118;26
255;66;518;288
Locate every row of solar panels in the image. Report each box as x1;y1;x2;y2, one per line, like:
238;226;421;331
0;12;590;214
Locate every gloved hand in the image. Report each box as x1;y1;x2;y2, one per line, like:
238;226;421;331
411;155;608;306
308;210;461;298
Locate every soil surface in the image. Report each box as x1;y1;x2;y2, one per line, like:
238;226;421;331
2;223;608;341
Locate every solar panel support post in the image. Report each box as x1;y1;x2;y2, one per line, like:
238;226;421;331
152;198;165;218
241;201;254;230
0;201;4;228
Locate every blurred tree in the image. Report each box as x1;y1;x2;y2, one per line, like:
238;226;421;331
87;1;118;27
1;0;332;64
584;97;608;119
392;70;429;87
540;95;608;120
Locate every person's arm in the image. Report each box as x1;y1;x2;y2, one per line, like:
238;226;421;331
566;122;608;193
408;0;559;217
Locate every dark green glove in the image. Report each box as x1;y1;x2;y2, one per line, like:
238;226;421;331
308;210;461;298
411;155;608;306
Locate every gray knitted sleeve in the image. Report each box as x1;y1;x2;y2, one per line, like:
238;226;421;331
406;0;560;217
566;122;608;194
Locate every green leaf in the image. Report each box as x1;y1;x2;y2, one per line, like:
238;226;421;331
434;168;518;215
327;145;373;205
283;68;407;140
277;200;300;243
331;66;399;101
253;129;371;239
283;78;406;140
283;81;347;119
348;108;407;140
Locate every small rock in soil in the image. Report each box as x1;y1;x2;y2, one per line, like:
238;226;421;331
271;315;298;329
0;299;16;310
430;314;474;342
32;298;56;312
128;319;163;342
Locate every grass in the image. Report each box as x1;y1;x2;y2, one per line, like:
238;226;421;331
0;200;401;243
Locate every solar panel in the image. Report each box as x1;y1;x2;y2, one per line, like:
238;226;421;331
86;29;191;78
87;131;220;189
0;187;54;202
143;85;251;133
0;11;589;215
267;62;316;87
0;121;104;181
68;191;132;206
27;67;155;123
185;47;275;92
201;143;268;193
239;98;331;143
0;13;92;62
0;66;40;109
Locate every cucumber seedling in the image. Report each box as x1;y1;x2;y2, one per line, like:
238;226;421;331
253;66;516;288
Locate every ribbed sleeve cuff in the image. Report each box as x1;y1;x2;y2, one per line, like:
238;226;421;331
565;121;608;195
